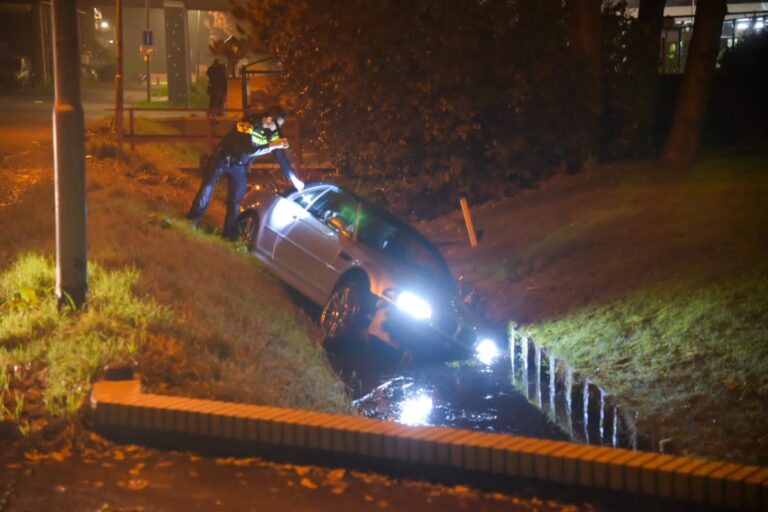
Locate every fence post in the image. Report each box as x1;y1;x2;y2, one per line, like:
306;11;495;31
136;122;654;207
129;109;135;151
295;117;303;165
459;198;478;248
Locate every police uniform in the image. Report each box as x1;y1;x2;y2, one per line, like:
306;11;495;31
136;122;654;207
187;113;300;240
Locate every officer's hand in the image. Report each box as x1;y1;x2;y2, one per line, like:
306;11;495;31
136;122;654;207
269;138;290;150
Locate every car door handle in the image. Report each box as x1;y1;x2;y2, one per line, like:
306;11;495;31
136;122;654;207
339;251;352;261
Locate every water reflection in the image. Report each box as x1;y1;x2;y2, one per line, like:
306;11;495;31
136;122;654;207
508;323;645;450
351;362;568;440
336;322;646;450
398;391;433;426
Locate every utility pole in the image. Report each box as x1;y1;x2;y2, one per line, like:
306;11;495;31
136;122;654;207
52;0;88;308
115;0;124;147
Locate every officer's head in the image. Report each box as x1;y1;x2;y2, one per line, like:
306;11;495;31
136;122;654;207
262;105;287;131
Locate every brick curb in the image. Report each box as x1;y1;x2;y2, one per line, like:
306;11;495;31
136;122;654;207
90;379;768;511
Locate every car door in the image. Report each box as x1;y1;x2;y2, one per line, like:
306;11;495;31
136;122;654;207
257;187;328;259
272;188;357;298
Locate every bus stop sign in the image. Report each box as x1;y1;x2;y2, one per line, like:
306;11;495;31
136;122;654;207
142;30;153;46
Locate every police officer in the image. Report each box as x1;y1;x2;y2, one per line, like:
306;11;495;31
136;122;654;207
186;106;304;240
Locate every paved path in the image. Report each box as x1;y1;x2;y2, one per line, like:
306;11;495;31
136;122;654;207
1;440;618;512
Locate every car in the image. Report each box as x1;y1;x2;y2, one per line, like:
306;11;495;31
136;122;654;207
238;182;502;362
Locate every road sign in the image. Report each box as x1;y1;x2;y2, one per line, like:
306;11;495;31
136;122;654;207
142;29;153;46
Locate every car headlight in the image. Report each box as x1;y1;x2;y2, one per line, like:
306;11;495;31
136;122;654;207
395;291;433;320
475;338;500;365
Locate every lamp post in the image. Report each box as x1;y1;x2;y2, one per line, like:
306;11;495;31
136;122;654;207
52;0;88;308
115;0;123;148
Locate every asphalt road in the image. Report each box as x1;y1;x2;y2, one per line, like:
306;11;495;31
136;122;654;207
0;83;143;154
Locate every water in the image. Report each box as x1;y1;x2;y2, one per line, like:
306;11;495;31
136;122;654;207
328;326;643;450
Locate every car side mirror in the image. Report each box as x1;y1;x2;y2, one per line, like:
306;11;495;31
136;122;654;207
327;216;351;237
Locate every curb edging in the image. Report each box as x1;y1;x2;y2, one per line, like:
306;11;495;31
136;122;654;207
90;379;768;511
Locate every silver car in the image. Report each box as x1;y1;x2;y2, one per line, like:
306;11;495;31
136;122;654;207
238;182;500;360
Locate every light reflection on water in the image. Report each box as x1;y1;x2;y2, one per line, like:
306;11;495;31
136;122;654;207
340;325;642;448
351;363;568;440
508;324;643;451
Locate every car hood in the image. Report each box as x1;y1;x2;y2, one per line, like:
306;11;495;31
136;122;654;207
354;243;456;305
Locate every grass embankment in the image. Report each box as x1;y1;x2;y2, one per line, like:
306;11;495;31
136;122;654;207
0;254;168;434
134;78;210;109
0;119;351;444
425;153;768;465
531;265;768;464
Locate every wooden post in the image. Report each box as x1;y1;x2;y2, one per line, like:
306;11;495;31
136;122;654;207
459;197;478;248
129;109;135;151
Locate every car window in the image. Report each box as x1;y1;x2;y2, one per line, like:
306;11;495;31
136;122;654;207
307;189;358;230
357;206;452;281
292;187;327;209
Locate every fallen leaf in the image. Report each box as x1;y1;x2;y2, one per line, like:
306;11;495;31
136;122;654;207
293;465;311;477
113;451;125;461
126;479;148;491
94;481;104;488
326;468;346;482
330;483;349;495
300;478;318;490
129;462;145;477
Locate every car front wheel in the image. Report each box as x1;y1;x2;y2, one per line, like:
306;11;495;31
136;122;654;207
237;211;259;251
320;279;369;344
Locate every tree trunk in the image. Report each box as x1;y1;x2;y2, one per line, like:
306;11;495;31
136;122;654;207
636;0;666;153
568;0;603;167
662;0;727;166
638;0;666;47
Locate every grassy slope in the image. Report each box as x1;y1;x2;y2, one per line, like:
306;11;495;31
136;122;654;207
423;155;768;464
0;123;351;440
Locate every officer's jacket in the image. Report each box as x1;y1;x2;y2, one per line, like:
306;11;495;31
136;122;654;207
219;114;281;163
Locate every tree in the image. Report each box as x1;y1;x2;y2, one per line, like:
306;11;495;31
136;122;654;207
662;0;727;166
637;0;666;148
232;0;649;215
567;0;603;168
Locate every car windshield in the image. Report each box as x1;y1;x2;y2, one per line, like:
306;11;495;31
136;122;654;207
356;205;452;282
296;185;453;283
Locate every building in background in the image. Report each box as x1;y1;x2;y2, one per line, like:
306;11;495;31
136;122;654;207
625;1;767;73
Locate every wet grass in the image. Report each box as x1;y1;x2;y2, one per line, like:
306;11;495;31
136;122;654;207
0;254;169;429
523;155;768;464
134;78;210;109
530;265;768;462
